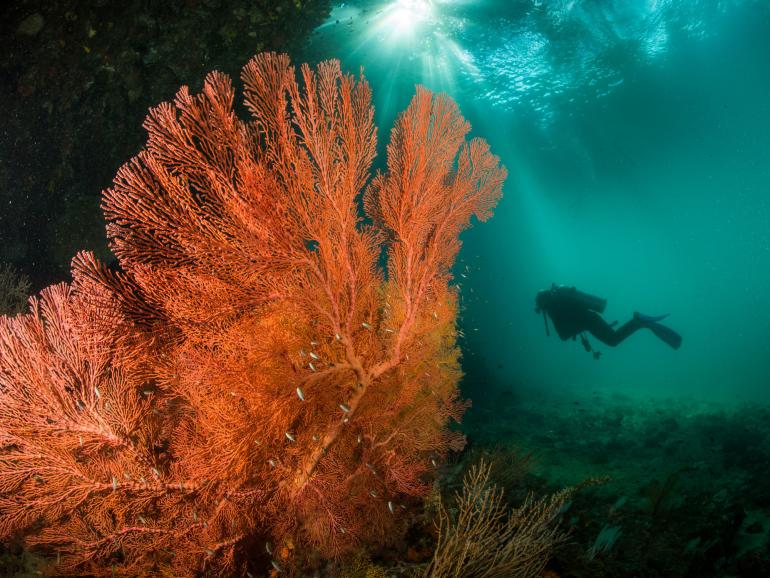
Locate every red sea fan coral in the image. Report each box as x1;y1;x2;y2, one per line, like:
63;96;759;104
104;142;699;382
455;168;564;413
0;53;505;576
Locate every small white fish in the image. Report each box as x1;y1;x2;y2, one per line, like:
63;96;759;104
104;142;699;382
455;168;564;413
312;434;319;441
265;541;272;555
138;515;146;525
388;501;395;514
339;403;351;413
335;333;341;340
271;560;282;572
296;387;305;401
365;463;376;472
285;432;295;442
432;311;438;319
247;573;254;578
78;435;83;447
431;458;438;467
111;476;117;491
229;392;236;397
339;527;347;534
254;439;261;446
343;417;349;423
151;467;160;478
357;434;362;444
460;273;467;278
94;386;101;399
362;322;372;329
369;490;377;497
385;328;394;333
309;351;319;360
310;341;319;346
268;459;277;467
308;361;316;372
299;348;306;357
205;549;215;557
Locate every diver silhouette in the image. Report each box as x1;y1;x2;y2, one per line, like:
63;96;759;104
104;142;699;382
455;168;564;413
535;284;682;359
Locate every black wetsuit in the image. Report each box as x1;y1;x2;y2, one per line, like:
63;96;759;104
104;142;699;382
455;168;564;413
547;296;642;347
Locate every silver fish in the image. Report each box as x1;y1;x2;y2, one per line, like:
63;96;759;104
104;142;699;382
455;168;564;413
268;459;277;467
431;458;438;467
369;490;377;497
362;322;372;329
94;386;101;399
111;476;117;491
151;467;160;478
339;403;351;413
285;432;295;442
308;361;316;372
310;341;319;346
335;333;341;340
296;387;305;401
265;541;272;555
271;560;282;572
385;328;394;333
205;549;215;557
388;501;395;514
309;351;319;360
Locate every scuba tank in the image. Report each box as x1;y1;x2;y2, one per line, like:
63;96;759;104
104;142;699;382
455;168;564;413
550;283;607;314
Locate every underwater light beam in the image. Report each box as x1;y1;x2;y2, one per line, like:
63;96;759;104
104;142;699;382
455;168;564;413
387;0;435;38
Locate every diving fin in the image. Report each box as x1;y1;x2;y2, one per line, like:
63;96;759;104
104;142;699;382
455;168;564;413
634;312;670;324
647;321;683;350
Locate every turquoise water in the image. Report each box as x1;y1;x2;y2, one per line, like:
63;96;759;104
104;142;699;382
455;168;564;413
302;0;770;405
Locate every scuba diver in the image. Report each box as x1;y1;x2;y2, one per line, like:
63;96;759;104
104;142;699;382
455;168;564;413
535;284;682;359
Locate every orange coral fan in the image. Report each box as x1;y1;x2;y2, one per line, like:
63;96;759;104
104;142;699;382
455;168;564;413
0;53;505;576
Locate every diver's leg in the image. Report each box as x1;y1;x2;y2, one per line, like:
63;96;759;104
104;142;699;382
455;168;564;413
583;311;641;347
